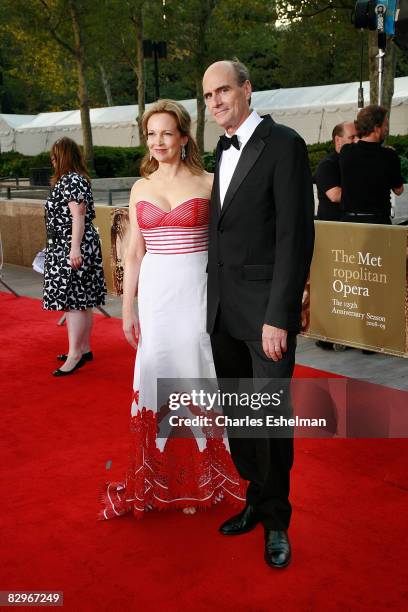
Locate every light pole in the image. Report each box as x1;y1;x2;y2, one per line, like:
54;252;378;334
143;40;167;99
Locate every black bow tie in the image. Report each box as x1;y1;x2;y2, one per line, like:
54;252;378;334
219;134;240;151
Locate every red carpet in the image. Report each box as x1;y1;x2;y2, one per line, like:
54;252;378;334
1;292;407;611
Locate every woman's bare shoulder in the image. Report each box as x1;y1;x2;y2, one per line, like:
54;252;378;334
129;178;150;204
131;177;148;194
203;171;214;190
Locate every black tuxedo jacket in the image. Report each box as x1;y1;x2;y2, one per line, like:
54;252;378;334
207;115;315;340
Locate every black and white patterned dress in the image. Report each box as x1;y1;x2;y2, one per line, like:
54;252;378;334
43;172;106;311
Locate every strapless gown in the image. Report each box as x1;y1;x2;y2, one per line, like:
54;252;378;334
100;197;246;519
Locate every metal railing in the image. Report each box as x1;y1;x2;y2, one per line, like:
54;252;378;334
0;182;130;205
0;184;50;199
0;176;25;187
98;188;130;205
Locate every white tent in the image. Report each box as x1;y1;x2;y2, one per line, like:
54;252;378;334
13;99;199;154
0;114;36;153
9;76;408;154
15;110;80;155
252;77;408;144
54;106;139;148
206;77;408;147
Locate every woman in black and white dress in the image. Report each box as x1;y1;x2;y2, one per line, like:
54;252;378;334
43;137;106;376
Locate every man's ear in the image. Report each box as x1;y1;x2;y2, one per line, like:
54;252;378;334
244;80;252;103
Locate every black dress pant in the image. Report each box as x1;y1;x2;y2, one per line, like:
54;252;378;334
210;310;296;530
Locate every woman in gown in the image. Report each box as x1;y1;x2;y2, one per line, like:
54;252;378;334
43;137;106;376
100;100;245;519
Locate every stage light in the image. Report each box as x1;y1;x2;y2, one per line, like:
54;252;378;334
353;1;408;105
354;1;399;34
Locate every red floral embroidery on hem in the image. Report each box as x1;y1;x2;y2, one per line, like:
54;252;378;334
98;407;247;521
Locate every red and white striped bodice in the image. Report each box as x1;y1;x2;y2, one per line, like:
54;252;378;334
136;197;209;254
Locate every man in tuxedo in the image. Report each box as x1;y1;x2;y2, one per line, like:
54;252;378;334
202;60;314;568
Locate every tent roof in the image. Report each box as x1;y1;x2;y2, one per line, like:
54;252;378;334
11;76;408;132
252;76;408;114
18;110;77;130
0;113;36;128
57;105;139;127
15;99;199;131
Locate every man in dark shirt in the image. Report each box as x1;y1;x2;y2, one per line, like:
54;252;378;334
315;121;357;221
315;121;357;351
340;105;404;224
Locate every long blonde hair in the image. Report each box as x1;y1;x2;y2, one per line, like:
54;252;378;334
140;99;203;178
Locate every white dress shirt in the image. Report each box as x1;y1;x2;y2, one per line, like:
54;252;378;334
219;110;263;206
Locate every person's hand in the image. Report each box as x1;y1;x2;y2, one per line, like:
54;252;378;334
262;324;287;361
69;247;83;270
123;310;139;349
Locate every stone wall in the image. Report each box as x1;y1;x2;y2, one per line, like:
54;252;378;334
0;199;45;266
0;198;118;294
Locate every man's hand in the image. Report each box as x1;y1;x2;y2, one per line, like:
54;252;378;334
262;324;287;361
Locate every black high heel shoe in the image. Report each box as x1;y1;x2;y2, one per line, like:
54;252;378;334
57;351;93;362
52;355;87;377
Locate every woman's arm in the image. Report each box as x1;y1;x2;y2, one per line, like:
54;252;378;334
122;182;146;348
68;201;86;270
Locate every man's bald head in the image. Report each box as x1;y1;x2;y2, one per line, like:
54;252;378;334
203;60;252;134
332;121;357;153
204;60;250;87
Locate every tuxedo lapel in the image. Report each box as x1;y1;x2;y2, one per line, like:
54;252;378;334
219;116;272;219
212;141;223;215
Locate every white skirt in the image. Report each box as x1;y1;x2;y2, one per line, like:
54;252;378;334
99;250;246;519
133;251;216;450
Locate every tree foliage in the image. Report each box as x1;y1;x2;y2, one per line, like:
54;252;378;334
0;2;78;112
1;0;407;145
275;1;367;87
276;0;408;110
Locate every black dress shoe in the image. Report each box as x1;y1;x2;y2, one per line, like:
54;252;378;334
264;529;291;569
315;340;333;350
57;351;93;362
52;355;87;377
219;505;260;535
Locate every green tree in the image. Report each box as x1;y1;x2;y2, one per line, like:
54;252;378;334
0;1;77;113
90;0;147;143
161;0;277;151
275;1;366;87
1;0;96;168
84;0;168;144
276;0;404;112
38;0;95;170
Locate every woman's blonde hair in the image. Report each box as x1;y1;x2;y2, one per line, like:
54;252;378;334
50;137;90;187
140;99;204;178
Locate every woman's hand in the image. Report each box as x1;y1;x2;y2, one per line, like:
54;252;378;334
69;247;83;270
123;309;139;349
